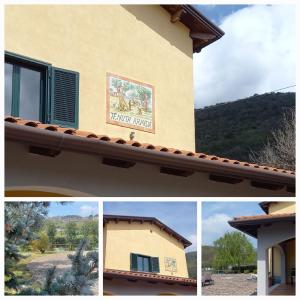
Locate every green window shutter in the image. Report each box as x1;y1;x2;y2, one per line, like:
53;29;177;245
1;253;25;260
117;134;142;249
130;253;138;271
50;67;79;128
151;257;160;273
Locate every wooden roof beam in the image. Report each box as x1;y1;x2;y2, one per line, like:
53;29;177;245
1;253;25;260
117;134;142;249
170;7;184;23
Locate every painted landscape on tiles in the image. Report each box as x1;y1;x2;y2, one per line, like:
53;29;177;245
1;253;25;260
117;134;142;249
106;73;155;133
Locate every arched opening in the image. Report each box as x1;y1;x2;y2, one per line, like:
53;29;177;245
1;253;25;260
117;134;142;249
268;238;295;295
5;186;94;197
267;245;285;287
5;190;69;197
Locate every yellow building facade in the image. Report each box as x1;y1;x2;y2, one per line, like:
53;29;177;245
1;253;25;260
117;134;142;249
104;218;188;277
268;202;295;215
103;215;196;295
5;5;195;151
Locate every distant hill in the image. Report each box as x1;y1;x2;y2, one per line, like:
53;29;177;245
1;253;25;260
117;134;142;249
195;92;295;162
48;215;99;222
202;246;216;269
186;251;197;279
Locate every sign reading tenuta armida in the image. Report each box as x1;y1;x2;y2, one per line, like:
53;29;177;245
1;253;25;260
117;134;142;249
106;73;155;133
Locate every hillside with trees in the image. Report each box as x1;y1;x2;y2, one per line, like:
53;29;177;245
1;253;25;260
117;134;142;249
195;92;295;163
186;251;197;279
202;246;216;269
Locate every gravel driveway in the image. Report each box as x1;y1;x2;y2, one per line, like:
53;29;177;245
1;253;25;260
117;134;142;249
202;273;257;296
26;252;98;295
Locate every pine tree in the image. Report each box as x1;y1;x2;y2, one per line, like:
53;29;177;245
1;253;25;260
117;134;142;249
5;202;98;296
43;239;98;295
5;202;49;292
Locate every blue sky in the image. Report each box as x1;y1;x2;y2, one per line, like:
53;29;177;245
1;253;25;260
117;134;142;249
202;201;263;247
104;201;197;252
193;4;296;107
47;201;98;217
195;5;250;25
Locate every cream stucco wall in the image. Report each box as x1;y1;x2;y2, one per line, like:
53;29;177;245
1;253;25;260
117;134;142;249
272;246;281;281
5;5;195;151
104;221;189;277
268;202;295;215
5;141;294;197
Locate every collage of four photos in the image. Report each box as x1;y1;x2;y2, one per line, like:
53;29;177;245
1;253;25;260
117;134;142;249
3;1;296;298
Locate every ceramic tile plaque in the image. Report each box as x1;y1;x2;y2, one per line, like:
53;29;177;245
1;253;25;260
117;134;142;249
106;73;155;133
164;257;177;272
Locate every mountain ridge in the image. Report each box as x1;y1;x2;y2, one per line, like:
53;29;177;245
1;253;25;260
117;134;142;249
195;92;295;162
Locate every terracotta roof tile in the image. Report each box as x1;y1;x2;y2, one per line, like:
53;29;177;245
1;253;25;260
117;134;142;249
126;140;142;147
229;212;295;238
103;268;197;286
232;213;295;222
5;116;296;177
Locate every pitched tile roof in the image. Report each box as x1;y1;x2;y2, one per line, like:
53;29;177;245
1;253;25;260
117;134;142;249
231;213;295;222
104;214;192;248
5;116;295;190
103;268;197;286
228;212;295;238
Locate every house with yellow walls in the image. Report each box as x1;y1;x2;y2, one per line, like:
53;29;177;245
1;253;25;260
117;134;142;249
5;4;295;197
103;215;196;295
229;201;295;295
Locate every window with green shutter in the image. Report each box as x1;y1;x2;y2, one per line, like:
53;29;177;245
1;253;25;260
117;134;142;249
50;67;79;127
150;257;160;273
130;253;160;273
130;253;138;271
5;51;79;128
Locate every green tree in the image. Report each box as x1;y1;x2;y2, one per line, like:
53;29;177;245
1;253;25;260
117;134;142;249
65;221;78;250
80;221;98;249
31;232;49;254
46;221;57;246
213;232;256;271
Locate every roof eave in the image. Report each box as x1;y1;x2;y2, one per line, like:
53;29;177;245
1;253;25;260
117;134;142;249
228;214;296;238
5;122;295;189
259;201;278;214
103;269;197;286
103;214;192;248
161;4;224;53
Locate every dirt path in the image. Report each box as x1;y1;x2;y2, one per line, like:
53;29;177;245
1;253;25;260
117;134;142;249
26;252;98;295
202;273;257;296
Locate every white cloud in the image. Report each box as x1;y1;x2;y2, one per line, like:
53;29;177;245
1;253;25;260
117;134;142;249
80;205;98;216
186;234;197;252
193;5;296;108
202;213;235;245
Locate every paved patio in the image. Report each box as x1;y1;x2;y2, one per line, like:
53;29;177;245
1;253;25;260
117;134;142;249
202;273;257;296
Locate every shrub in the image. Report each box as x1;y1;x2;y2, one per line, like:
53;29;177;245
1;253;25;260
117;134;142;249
31;233;49;253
